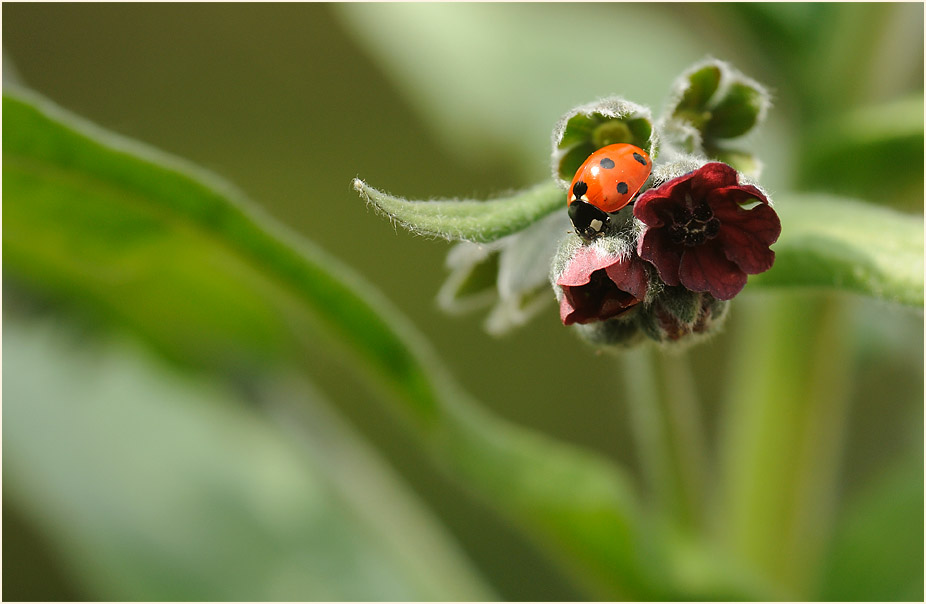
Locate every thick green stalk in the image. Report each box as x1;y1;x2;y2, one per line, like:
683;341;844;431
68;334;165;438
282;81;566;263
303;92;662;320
621;347;708;532
715;293;853;597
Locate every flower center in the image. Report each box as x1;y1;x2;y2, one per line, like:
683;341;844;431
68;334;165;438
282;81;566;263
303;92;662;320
668;202;721;247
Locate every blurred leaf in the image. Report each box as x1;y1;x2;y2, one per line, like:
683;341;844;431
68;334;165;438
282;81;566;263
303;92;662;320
3;90;751;600
3;319;492;601
817;457;924;601
353;178;562;242
796;95;924;210
749;194;924;307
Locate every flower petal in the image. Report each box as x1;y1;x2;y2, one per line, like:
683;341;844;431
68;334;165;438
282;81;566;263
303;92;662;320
710;189;781;274
556;245;618;287
688;162;739;199
605;255;649;301
678;242;747;300
560;291;580;324
637;228;682;286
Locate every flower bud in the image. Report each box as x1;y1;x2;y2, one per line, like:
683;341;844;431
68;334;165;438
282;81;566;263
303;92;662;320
551;97;657;187
637;287;729;344
666;60;770;144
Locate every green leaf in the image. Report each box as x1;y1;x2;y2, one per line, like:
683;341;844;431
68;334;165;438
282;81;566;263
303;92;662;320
353;178;563;243
749;194;924;307
4;89;741;600
3;318;494;601
796;95;924;210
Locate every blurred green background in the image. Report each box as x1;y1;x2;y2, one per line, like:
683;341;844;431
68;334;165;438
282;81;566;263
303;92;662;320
3;3;923;601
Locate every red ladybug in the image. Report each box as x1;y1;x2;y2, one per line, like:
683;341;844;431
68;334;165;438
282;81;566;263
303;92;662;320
567;143;652;239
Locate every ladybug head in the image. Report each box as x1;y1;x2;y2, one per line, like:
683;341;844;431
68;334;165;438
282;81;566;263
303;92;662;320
568;199;611;240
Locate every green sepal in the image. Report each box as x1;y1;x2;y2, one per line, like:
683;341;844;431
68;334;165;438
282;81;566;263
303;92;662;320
672;63;722;128
552;97;656;186
353;179;562;243
437;242;503;315
704;82;767;140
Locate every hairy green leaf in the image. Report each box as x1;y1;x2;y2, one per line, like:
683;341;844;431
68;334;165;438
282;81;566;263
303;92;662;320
4;90;751;600
750;195;924;307
353;178;563;242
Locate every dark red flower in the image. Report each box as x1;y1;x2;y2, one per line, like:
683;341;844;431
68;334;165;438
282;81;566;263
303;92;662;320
557;245;649;325
633;162;781;300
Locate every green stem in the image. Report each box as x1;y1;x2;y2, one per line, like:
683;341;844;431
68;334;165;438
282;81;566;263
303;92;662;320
622;347;708;532
715;293;853;598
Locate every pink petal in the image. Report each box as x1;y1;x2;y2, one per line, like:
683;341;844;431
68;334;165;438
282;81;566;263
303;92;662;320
557;245;620;287
679;242;747;300
560;294;578;324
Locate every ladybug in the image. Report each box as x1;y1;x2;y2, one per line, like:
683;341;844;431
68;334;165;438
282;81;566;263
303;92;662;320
567;143;652;239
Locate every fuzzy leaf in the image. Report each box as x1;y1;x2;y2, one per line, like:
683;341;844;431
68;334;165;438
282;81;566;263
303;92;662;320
353;178;563;243
4;90;758;601
749;194;924;306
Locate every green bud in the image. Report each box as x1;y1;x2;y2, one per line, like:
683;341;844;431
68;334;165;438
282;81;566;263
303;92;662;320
551;97;657;187
663;60;770;153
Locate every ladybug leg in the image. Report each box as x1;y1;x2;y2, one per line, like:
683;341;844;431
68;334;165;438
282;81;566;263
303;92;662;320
568;200;611;240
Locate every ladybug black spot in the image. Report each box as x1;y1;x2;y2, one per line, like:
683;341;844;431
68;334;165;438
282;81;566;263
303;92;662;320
617;182;629;195
572;180;588;199
632;152;647;166
599;157;615;169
